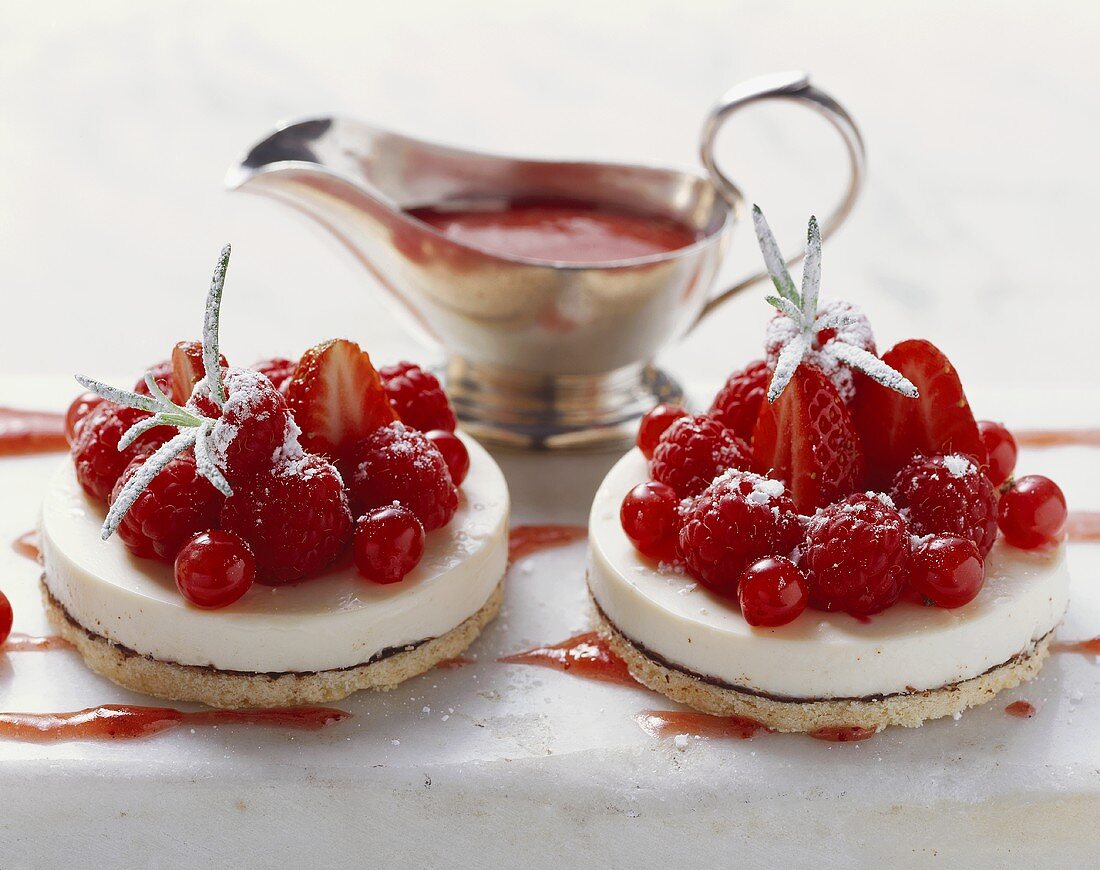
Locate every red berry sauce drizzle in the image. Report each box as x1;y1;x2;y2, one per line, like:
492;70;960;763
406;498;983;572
636;709;771;741
1067;511;1100;543
1014;428;1100;448
0;408;68;456
0;705;349;742
3;633;73;652
12;530;40;562
1005;700;1036;719
499;632;636;687
507;524;587;564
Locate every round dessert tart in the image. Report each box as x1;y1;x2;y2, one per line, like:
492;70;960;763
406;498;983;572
588;448;1068;732
51;244;509;708
41;434;507;709
590;209;1072;734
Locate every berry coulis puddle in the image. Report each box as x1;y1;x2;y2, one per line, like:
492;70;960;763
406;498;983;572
507;524;587;564
3;633;72;652
0;407;67;457
11;530;40;562
0;705;348;742
499;632;637;687
636;709;771;741
1005;701;1036;719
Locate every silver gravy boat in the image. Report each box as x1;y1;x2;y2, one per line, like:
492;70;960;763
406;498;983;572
228;71;864;449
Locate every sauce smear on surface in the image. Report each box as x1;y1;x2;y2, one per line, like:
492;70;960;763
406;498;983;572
499;631;636;687
0;408;67;457
1067;511;1100;542
0;704;350;742
1014;428;1100;448
12;530;40;562
507;524;587;564
809;725;878;743
3;633;73;652
1052;636;1100;656
636;709;771;741
1005;700;1036;719
409;198;698;264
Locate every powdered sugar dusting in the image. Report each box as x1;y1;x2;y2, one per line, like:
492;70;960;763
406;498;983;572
943;454;976;478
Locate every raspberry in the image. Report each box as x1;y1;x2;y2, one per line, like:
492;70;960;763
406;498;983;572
252;357;298;392
678;469;803;597
111;449;224;561
71;402;172;502
345;422;458;531
709;360;769;440
379;362;457;433
221;453;352;585
802;493;911;616
890;453;998;557
206;367;296;486
650;414;751;498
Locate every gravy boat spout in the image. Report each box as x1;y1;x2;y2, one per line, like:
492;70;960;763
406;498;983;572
228;73;864;449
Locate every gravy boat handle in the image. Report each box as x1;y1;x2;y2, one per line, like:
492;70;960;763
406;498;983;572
691;71;865;330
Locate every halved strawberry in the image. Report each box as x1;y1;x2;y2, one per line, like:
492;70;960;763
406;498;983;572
284;339;396;459
171;340;228;406
850;339;987;489
751;364;865;513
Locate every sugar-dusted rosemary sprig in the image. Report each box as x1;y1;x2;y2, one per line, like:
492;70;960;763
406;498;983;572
74;245;235;540
752;206;919;403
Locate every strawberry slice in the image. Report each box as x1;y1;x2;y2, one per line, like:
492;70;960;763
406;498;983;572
284;339;396;459
171;340;228;406
851;339;987;489
752;364;865;513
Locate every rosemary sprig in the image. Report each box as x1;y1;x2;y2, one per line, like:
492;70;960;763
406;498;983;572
74;245;236;539
752;207;919;403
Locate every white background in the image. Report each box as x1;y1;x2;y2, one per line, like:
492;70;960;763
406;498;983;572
3;0;1098;404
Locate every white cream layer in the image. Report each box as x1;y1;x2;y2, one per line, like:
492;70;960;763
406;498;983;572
587;449;1069;700
41;434;509;673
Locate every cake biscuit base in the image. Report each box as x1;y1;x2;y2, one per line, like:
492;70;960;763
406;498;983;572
43;578;504;710
592;597;1052;733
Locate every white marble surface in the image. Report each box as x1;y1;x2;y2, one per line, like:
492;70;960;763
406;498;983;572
3;1;1100;866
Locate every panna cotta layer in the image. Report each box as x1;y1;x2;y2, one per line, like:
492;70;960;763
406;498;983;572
41;433;509;674
587;449;1069;700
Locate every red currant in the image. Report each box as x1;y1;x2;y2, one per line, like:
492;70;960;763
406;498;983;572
909;535;984;608
620;481;680;561
998;475;1068;549
637;404;688;460
354;505;426;584
174;531;256;609
65;392;106;445
426;430;470;486
978;420;1017;487
0;590;12;646
738;557;809;627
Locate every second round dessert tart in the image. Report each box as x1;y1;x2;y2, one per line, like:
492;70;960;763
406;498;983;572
588;209;1072;734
